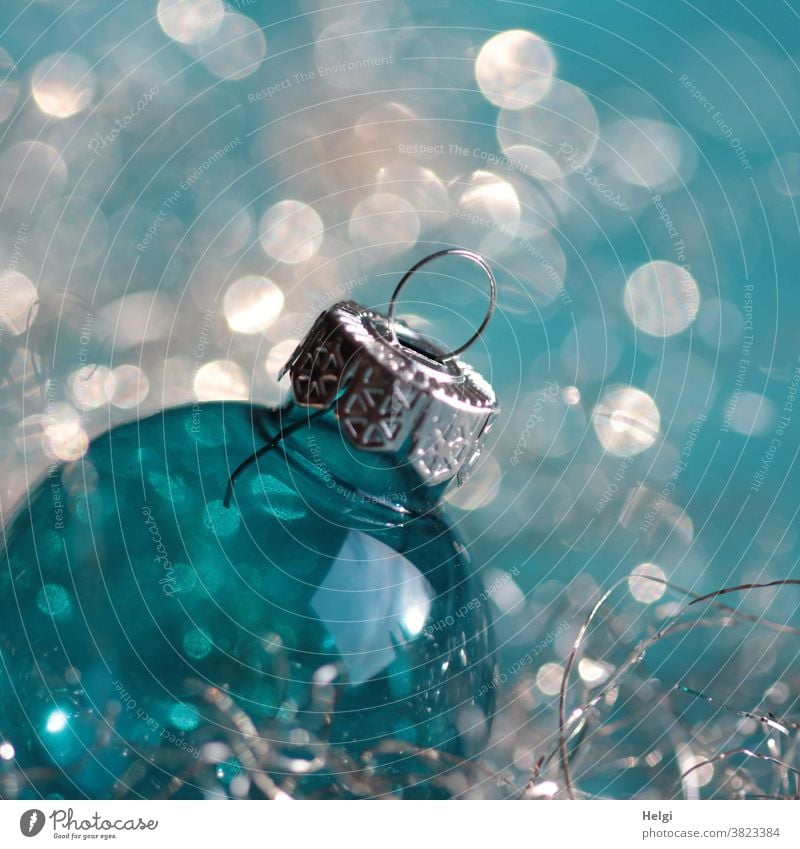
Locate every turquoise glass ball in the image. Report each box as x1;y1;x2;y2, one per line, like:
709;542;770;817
0;402;495;798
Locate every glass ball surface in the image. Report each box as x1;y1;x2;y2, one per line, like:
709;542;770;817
0;402;495;798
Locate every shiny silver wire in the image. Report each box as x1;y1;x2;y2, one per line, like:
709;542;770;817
386;248;497;361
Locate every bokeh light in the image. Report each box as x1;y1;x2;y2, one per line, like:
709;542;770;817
628;562;667;604
224;276;284;334
475;30;555;110
603;118;689;189
624;261;700;338
593;385;660;457
0;48;19;124
770;152;800;196
43;405;89;462
265;339;300;382
0;141;68;212
110;365;150;409
31;53;95;118
497;78;599;170
0;273;38;336
259;201;324;265
69;365;114;410
194;360;249;401
157;0;224;44
192;12;267;81
349;193;420;253
536;662;564;696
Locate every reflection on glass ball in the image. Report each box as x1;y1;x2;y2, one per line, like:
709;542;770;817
42;404;89;462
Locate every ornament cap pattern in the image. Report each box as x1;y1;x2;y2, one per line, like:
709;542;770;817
281;301;498;485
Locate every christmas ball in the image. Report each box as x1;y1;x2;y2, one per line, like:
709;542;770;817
0;398;496;798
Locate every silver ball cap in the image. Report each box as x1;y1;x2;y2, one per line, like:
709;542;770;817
279;250;499;486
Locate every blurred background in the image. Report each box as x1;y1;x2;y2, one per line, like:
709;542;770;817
1;0;799;798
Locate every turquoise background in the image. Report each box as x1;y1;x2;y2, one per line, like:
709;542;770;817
0;0;798;798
